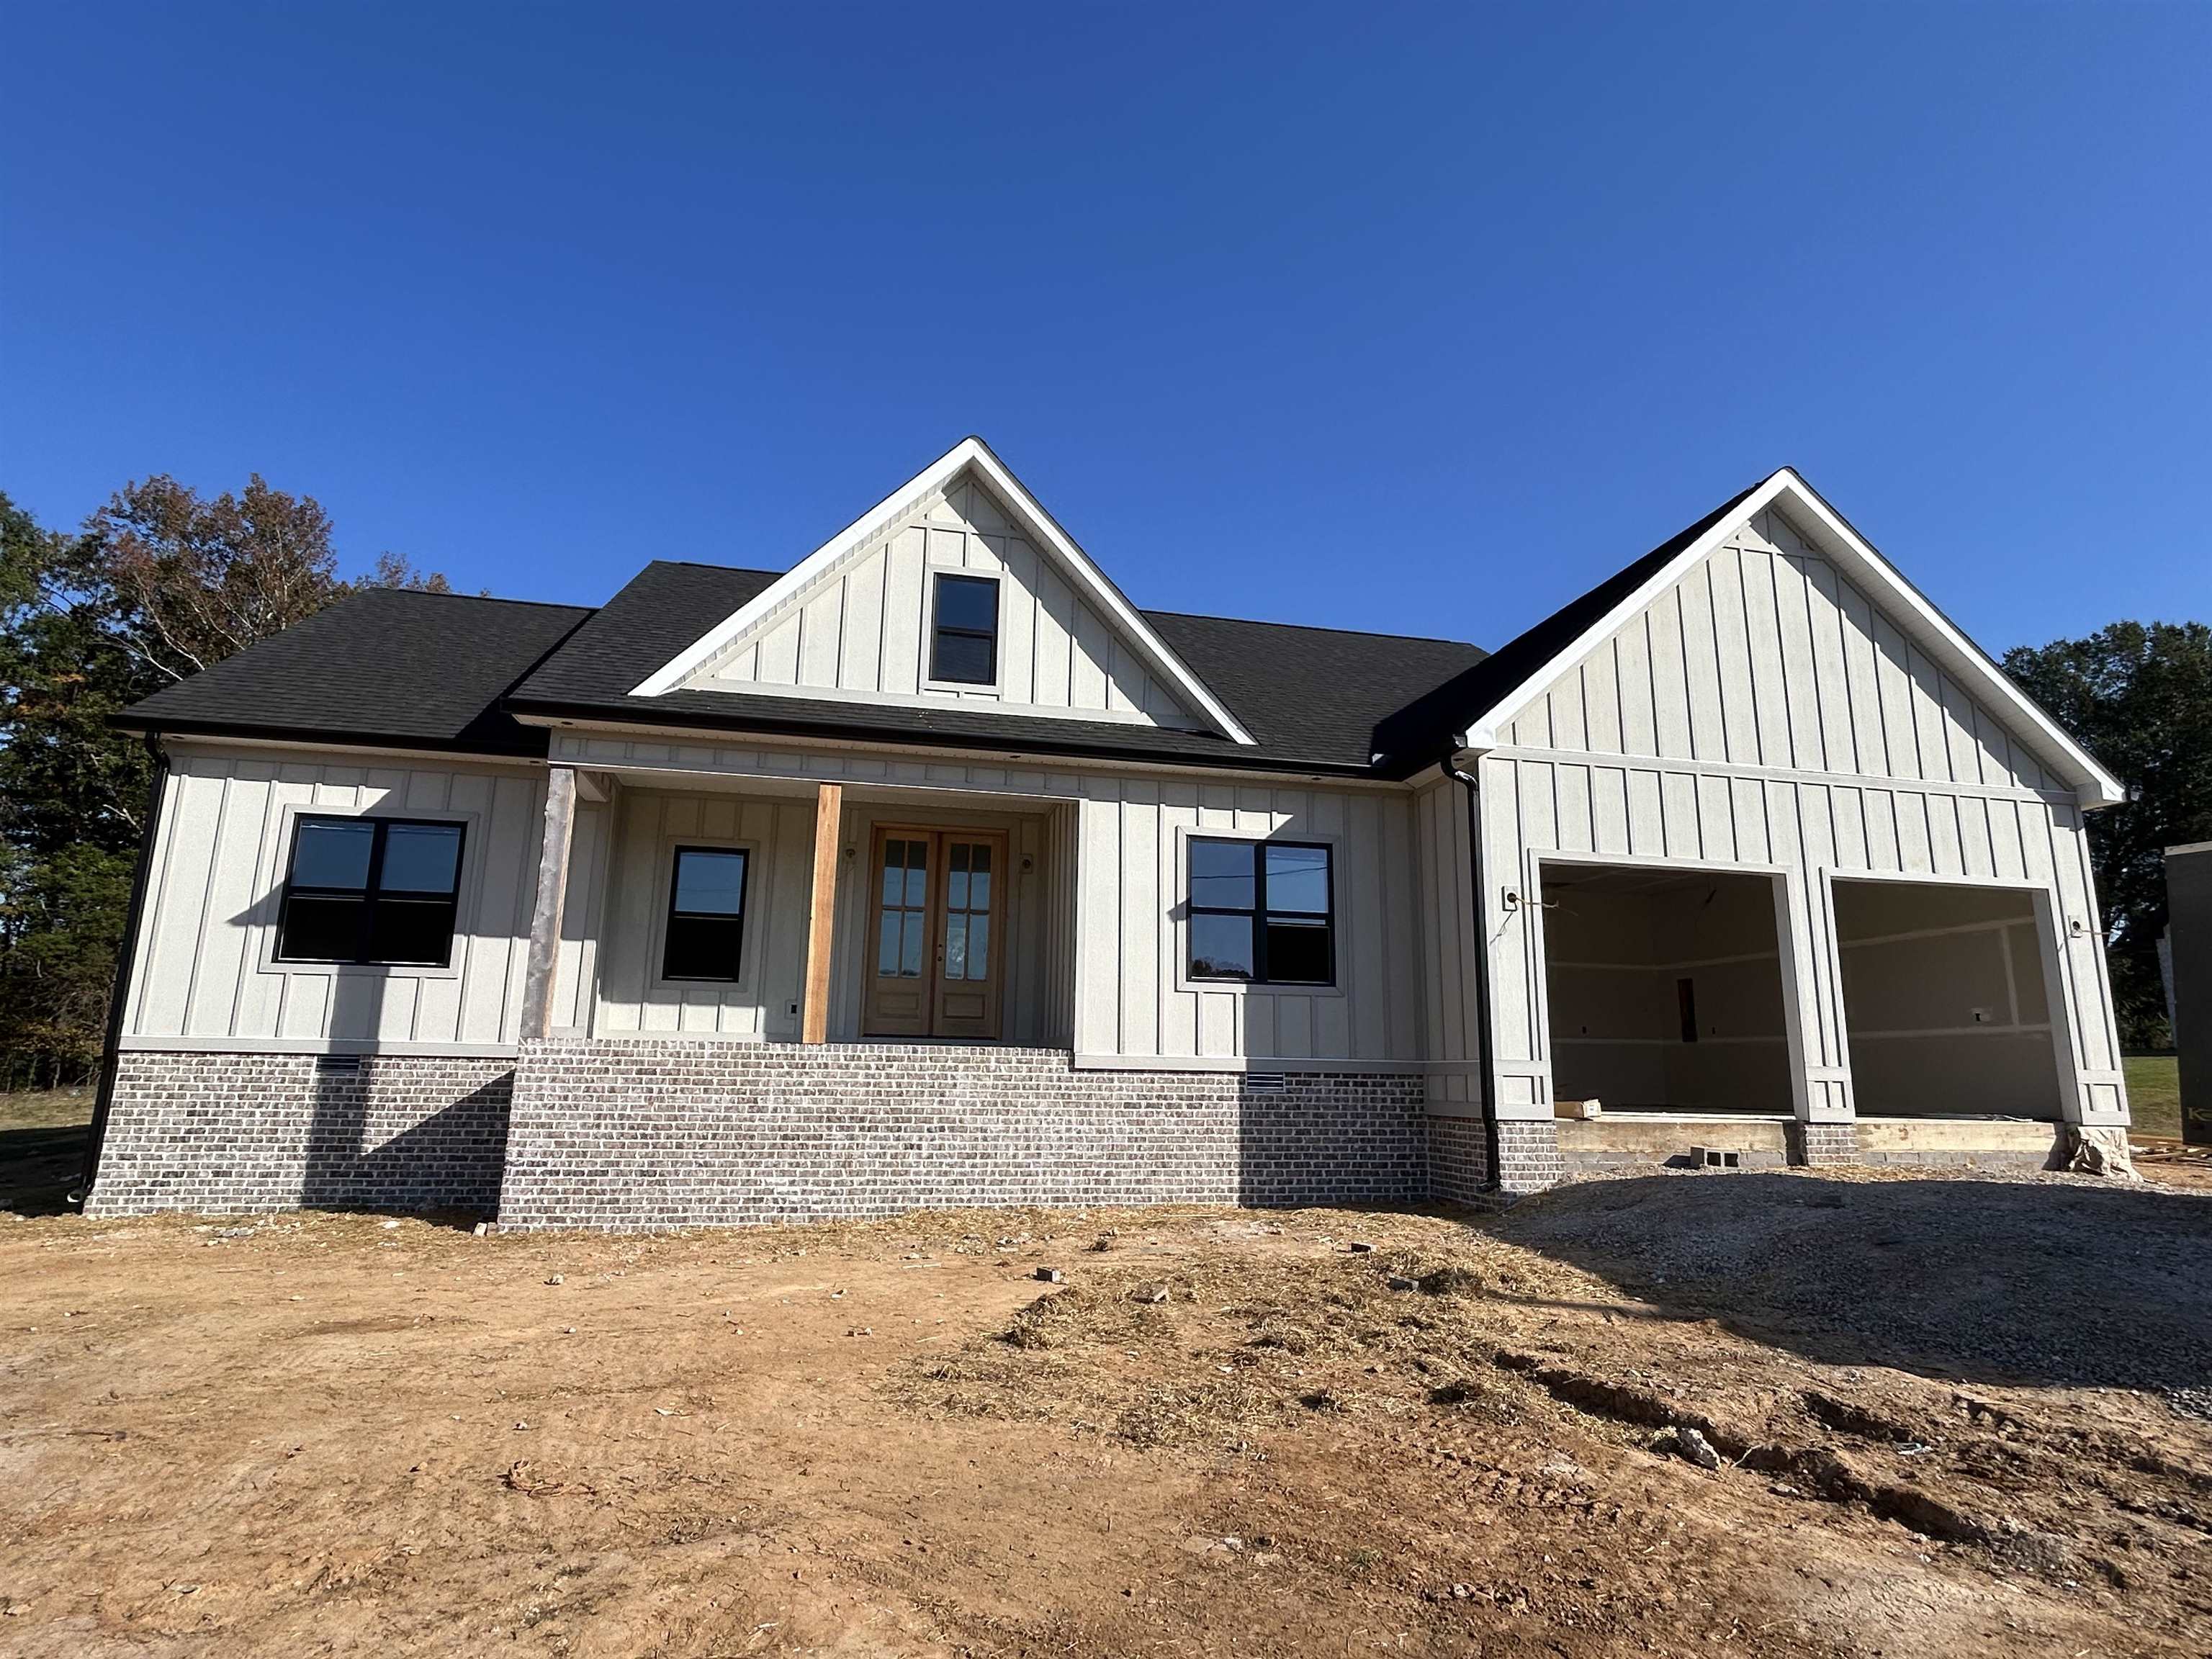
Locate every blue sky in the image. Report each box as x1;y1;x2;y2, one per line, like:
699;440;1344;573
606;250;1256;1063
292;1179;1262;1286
4;3;2206;656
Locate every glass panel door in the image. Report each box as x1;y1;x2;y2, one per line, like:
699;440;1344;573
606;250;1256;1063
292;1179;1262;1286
863;827;1006;1041
863;832;935;1037
930;835;1003;1040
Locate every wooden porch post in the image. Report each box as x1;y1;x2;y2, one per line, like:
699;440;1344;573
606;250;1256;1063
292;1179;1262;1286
802;782;844;1043
518;764;579;1040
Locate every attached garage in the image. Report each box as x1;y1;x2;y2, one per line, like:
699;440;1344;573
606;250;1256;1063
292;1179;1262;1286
1833;878;2064;1120
1542;862;1794;1113
1406;465;2135;1192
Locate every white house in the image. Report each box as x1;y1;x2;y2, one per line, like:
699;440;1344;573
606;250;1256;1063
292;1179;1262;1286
82;439;2133;1226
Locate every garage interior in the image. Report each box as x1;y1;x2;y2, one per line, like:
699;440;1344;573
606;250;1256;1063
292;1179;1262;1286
1832;878;2064;1120
1541;863;1794;1115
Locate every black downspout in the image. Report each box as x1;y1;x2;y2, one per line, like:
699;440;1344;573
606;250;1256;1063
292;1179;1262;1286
73;734;169;1210
1448;757;1502;1192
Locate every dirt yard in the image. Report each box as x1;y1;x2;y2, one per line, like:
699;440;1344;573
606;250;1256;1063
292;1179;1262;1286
4;1164;2211;1658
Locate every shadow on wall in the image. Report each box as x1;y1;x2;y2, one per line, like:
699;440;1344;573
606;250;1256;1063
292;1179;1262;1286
297;968;511;1215
1232;1072;1426;1209
1493;1172;2212;1393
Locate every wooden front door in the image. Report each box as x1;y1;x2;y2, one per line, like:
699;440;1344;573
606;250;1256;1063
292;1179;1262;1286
863;827;1006;1040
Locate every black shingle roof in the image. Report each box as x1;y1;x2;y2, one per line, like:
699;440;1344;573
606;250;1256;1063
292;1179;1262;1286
1372;482;1763;768
502;560;1486;774
114;482;1768;778
114;588;593;756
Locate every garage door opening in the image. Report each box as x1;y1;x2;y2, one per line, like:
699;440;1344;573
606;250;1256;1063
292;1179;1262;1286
1833;879;2064;1120
1541;863;1794;1114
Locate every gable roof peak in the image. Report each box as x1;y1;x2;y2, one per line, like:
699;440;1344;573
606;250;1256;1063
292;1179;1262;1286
628;436;1256;744
1430;468;2121;808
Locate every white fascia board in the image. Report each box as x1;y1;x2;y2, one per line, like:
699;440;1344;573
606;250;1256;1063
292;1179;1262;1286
1460;470;1796;752
1764;470;2123;809
1460;469;2123;809
630;439;982;696
629;437;1256;746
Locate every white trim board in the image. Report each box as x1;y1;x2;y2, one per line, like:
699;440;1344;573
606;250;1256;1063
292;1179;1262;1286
630;437;1256;746
1456;469;2123;809
117;1035;521;1058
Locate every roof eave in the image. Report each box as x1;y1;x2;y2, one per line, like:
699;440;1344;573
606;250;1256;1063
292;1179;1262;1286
1459;469;2126;810
503;695;1377;779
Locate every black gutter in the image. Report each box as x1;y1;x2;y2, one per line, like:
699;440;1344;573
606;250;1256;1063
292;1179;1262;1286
73;734;171;1209
1449;755;1503;1194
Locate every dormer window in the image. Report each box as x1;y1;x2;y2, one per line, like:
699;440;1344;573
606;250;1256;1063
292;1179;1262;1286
930;573;999;685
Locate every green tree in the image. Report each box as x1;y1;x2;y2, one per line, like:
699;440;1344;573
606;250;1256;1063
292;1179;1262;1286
0;477;448;1087
2005;621;2212;1049
0;494;152;1087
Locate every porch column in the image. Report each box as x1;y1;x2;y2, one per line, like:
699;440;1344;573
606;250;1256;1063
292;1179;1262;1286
518;764;579;1040
802;782;844;1043
1776;868;1857;1166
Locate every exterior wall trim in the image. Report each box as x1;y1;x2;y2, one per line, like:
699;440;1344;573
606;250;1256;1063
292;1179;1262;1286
534;719;1409;791
116;1035;522;1058
1480;742;2077;809
1070;1052;1421;1074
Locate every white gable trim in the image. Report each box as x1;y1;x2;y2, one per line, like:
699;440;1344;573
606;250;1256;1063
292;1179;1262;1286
631;437;1256;745
1459;468;2124;809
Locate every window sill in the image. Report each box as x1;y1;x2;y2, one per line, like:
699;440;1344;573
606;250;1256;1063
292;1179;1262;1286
1175;976;1346;999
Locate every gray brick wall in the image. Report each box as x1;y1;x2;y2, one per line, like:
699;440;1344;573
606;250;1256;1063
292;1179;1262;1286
1495;1119;1565;1194
86;1051;513;1217
498;1040;1427;1230
1791;1122;1861;1169
1424;1114;1565;1206
1426;1115;1491;1206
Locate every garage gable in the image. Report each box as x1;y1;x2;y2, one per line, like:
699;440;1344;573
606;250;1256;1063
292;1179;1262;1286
1467;471;2121;805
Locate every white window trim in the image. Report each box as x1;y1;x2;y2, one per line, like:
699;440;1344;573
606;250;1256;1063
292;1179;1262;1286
253;801;483;983
1169;822;1346;999
920;567;1005;698
644;829;765;998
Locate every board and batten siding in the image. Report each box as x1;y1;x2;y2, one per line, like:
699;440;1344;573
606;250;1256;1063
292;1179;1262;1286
687;472;1205;729
1071;777;1424;1066
124;746;546;1052
585;788;816;1042
1466;505;2126;1127
544;732;1418;1069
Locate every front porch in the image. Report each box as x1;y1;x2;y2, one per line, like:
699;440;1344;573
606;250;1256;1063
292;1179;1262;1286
520;758;1079;1053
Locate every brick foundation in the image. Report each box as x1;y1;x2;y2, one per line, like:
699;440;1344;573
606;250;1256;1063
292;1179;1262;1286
1791;1122;1861;1168
86;1051;513;1217
1424;1114;1563;1206
1496;1120;1566;1193
498;1040;1427;1230
1425;1115;1492;1205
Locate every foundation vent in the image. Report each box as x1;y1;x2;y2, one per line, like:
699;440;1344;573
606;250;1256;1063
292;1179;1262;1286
314;1054;364;1075
1691;1146;1742;1172
1243;1072;1287;1094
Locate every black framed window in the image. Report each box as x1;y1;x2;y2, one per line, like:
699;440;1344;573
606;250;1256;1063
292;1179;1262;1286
1186;838;1334;985
276;816;465;966
929;572;999;685
662;846;750;981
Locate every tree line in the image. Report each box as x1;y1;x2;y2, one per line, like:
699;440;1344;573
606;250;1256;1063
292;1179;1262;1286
0;475;2206;1089
0;478;446;1090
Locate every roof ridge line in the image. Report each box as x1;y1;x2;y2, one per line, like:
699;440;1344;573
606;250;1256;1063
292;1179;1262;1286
1141;606;1484;650
359;588;597;613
